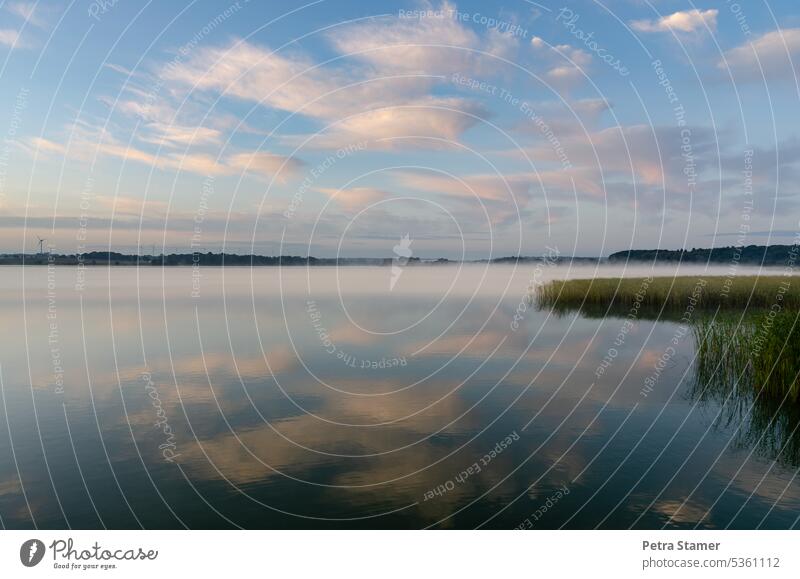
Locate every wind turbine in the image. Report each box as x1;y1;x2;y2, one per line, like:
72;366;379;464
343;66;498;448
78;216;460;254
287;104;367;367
36;236;46;255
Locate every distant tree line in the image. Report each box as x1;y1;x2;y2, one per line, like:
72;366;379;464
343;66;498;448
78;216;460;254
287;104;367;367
0;252;435;266
7;246;797;266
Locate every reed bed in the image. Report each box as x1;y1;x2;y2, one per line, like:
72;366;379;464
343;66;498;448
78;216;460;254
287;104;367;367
535;275;800;410
536;275;799;311
691;310;800;465
694;311;800;402
532;274;800;464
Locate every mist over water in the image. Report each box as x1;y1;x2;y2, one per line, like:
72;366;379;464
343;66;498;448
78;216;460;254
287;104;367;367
1;264;798;529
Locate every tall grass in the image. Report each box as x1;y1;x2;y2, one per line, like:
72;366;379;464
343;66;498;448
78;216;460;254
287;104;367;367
694;310;800;403
536;276;799;311
535;275;800;464
691;310;800;466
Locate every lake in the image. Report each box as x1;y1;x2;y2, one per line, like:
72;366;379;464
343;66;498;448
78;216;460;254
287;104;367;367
1;263;798;529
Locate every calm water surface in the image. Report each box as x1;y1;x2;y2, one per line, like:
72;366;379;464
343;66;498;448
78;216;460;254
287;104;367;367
1;264;799;529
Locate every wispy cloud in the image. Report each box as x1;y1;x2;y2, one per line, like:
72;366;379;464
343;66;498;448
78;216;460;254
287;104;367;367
157;1;517;151
137;123;223;148
392;169;536;226
530;37;592;92
315;187;391;212
0;29;24;49
720;28;800;81
28;127;304;182
326;1;518;75
0;1;48;49
227;151;306;182
5;1;47;28
631;9;717;34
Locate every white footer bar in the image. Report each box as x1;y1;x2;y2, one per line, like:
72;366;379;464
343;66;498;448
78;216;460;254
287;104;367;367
0;530;796;578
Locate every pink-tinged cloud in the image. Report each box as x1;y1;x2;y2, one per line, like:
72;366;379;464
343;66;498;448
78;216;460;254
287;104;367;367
161;40;426;121
227;151;306;182
530;37;593;92
392;169;537;226
315;187;391;212
5;1;47;28
721;28;800;81
327;1;517;75
0;29;23;48
139;123;223;148
30;131;303;181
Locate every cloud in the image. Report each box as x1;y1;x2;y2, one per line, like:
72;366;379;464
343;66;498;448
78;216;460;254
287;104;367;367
29;129;303;182
160;3;510;151
137;123;223;148
227;151;306;182
0;29;22;49
162;40;386;121
524;123;718;187
315;187;391;212
509;121;800;224
104;62;135;76
162;38;487;149
491;122;758;222
0;2;47;49
169;152;226;176
530;37;592;92
631;9;717;33
326;1;517;76
546;65;585;89
93;195;170;218
396;170;520;202
508;97;611;141
393;169;535;225
0;201;334;255
295;97;487;150
720;28;800;81
26;136;66;155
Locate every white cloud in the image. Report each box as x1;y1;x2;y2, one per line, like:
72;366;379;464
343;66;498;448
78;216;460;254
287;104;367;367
720;28;800;81
392;169;536;225
5;2;46;27
158;2;518;151
315;187;391;212
0;29;22;48
326;1;517;76
227;151;305;182
631;9;717;33
138;123;223;148
524;123;718;190
508;97;611;143
163;38;487;149
530;37;592;92
29;123;304;182
295;97;486;150
161;40;427;122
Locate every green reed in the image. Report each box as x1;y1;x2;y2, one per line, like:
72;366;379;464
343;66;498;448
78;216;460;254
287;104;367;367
535;274;800;407
691;310;800;466
693;310;800;403
536;276;799;311
534;273;800;465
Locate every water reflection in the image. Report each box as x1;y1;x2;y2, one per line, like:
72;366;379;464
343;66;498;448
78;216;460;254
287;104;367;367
690;312;800;470
0;265;798;529
574;300;800;470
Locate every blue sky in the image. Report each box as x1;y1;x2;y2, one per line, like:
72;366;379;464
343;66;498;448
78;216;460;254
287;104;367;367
1;0;799;258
